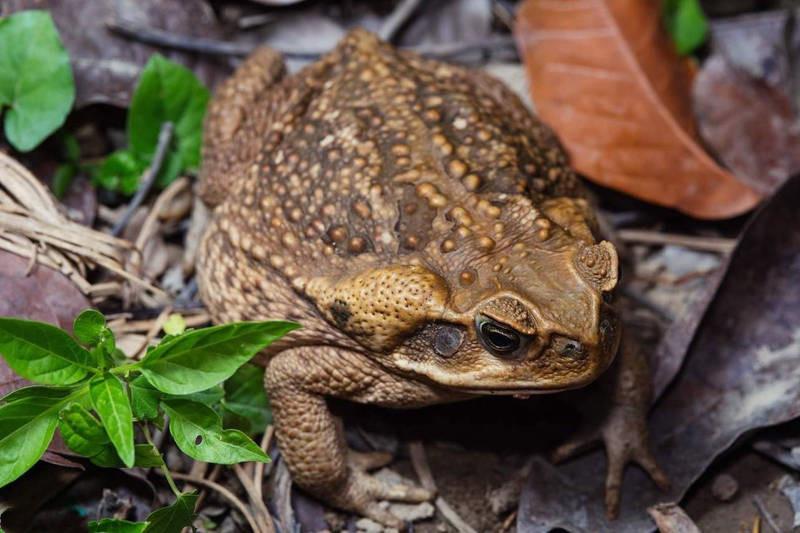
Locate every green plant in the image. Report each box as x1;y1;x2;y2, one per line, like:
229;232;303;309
51;133;82;198
95;55;210;195
0;10;75;152
0;309;298;531
663;0;709;56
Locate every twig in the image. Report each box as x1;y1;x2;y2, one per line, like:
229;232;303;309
752;495;781;533
620;285;673;323
410;36;517;60
108;20;254;57
108;19;516;63
132;305;172;358
111;122;174;237
408;441;477;533
253;426;274;502
500;508;517;532
492;0;515;31
195;464;222;510
378;0;423;42
157;469;262;533
617;229;736;254
234;464;274;533
752;440;800;471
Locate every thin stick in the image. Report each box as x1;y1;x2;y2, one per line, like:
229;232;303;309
414;36;516;60
253;426;274;502
108;20;297;58
500;509;517;532
112;122;174;237
108;19;516;63
752;495;781;533
378;0;423;42
617;229;736;254
234;464;274;533
408;441;477;533
132;305;173;358
158;470;262;533
195;464;223;510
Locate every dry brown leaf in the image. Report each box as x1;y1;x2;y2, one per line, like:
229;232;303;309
647;504;701;533
514;0;760;219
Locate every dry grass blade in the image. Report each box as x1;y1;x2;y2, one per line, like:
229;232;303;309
158;469;262;533
234;464;274;533
0;152;166;305
409;441;477;533
253;426;274;503
617;229;736;254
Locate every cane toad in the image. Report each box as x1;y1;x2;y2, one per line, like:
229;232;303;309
197;29;668;527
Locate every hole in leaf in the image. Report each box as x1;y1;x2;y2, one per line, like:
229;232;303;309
195;435;203;445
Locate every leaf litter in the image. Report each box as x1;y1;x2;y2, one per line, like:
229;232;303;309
3;0;800;531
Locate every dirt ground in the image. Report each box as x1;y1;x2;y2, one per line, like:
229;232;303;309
329;398;800;532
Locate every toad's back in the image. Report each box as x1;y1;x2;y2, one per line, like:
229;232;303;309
198;28;587;334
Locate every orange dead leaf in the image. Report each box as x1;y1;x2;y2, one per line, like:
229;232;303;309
514;0;760;219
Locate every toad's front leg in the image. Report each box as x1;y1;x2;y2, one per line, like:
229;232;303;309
265;347;435;528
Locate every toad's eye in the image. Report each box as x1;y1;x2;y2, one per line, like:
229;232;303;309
476;315;521;355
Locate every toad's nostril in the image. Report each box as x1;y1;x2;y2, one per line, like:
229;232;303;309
552;336;587;359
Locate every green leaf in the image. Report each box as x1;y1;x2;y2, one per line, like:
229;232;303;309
177;384;224;406
143;491;198;533
89;443;164;469
0;10;75;151
0;387;74;487
0;318;95;385
90;374;134;467
1;385;75;404
162;399;268;464
95;149;147;195
89;519;147;533
662;0;709;55
130;375;161;421
128;54;209;188
140;321;299;395
58;403;109;457
52;163;77;199
132;443;164;468
74;309;107;346
162;314;186;336
223;364;270;435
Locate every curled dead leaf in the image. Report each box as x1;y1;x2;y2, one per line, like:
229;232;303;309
514;0;760;219
693;14;800;196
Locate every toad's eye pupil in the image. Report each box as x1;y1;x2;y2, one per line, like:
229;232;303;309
479;321;520;353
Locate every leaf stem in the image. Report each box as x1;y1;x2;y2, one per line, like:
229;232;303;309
160;463;182;498
109;361;141;377
144;424;181;498
111;121;174;236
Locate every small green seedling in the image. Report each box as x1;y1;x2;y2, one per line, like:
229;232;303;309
0;309;298;532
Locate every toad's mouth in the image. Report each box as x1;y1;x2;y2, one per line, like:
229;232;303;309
457;381;592;396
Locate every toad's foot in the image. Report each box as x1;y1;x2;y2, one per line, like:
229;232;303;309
551;406;669;519
331;466;435;528
550;334;670;519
